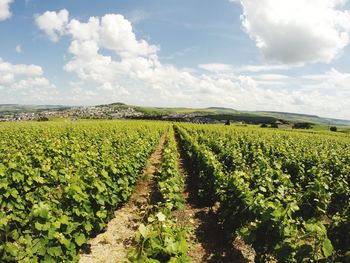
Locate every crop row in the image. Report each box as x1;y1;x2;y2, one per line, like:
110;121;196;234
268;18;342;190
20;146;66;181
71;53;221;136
0;121;165;262
175;124;350;262
129;127;191;262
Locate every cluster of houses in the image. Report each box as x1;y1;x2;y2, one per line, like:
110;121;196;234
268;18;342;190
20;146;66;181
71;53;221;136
0;106;143;122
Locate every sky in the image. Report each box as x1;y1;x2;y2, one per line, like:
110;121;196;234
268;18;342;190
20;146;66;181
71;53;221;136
1;0;350;119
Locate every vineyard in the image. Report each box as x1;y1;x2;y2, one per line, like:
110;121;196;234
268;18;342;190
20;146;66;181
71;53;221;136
0;120;349;262
175;124;350;262
0;121;165;262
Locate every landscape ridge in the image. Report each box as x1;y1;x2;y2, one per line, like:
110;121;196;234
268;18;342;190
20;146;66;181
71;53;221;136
1;102;350;126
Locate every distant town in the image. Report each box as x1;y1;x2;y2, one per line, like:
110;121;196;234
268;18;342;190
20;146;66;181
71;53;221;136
1;103;350;131
0;104;224;124
0;105;140;122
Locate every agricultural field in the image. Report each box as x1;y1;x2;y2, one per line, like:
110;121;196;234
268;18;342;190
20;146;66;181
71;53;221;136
175;124;350;262
0;121;165;262
0;120;349;262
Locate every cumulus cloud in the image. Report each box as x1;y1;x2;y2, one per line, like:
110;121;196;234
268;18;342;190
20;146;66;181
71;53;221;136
240;0;350;64
248;68;350;119
0;0;12;21
0;58;58;103
99;14;158;58
313;68;350;91
199;63;303;73
35;9;350;119
199;63;234;73
35;9;69;42
239;64;302;72
0;58;43;76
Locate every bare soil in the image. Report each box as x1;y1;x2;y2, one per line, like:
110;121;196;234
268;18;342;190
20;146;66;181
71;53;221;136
79;132;167;263
174;129;255;263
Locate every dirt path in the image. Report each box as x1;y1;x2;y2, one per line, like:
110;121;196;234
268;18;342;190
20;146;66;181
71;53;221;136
174;129;255;263
79;131;168;263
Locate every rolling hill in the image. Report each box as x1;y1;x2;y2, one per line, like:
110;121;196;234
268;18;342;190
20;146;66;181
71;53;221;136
1;103;350;126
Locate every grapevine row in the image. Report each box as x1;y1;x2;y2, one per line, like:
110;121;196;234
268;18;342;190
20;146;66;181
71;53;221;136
175;124;349;262
0;121;165;262
129;127;191;262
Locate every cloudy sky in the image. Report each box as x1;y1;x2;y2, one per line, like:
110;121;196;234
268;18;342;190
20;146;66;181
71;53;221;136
1;0;350;119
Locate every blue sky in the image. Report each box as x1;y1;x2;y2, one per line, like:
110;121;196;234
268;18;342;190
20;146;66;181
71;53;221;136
1;0;350;119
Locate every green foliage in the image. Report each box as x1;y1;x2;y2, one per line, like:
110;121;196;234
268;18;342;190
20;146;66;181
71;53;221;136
292;122;313;129
129;129;191;262
129;212;191;263
156;129;185;211
0;121;165;262
205;114;278;124
175;123;350;262
1;119;348;262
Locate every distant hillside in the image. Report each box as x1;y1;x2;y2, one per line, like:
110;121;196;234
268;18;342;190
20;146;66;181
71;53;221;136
131;106;239;116
0;104;71;114
1;103;350;126
128;105;350;125
255;111;350;126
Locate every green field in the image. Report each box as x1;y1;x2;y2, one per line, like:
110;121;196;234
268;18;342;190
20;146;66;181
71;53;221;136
0;120;349;262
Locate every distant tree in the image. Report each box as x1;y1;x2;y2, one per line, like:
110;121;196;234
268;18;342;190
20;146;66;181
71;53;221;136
293;122;312;129
270;123;279;128
330;126;337;132
37;116;49;122
260;123;268;128
225;120;230;126
278;119;290;124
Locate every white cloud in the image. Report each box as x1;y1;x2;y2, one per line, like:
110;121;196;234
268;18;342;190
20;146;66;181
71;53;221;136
35;10;350;119
239;64;301;72
247;68;350;119
0;0;12;21
35;9;69;42
98;14;158;58
15;45;22;53
240;0;350;64
0;58;58;103
0;58;43;76
253;73;292;82
199;63;302;73
199;63;234;73
67;17;100;42
319;68;350;91
60;12;258;107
